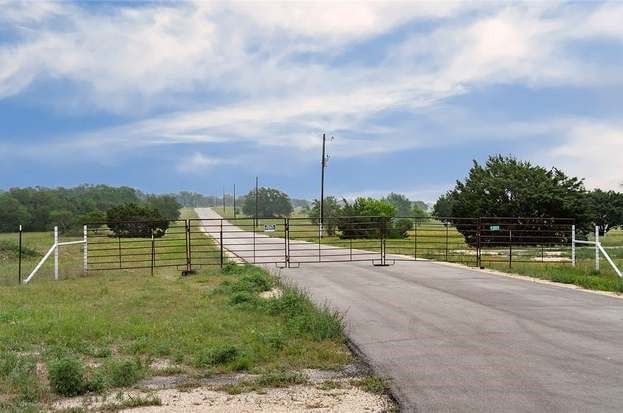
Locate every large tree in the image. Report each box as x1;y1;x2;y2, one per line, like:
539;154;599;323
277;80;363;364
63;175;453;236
438;155;591;242
588;189;623;235
242;187;293;218
106;203;170;238
308;196;341;236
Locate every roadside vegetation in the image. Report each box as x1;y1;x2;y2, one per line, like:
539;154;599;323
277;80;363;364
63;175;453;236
0;262;351;411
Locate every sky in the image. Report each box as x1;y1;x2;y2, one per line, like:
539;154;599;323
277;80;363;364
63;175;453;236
1;1;622;202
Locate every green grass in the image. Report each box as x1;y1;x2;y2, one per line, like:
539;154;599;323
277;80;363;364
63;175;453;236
0;261;349;410
219;371;308;394
0;208;221;286
490;261;623;293
350;375;390;395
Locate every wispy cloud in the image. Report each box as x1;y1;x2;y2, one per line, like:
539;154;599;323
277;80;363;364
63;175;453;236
1;1;623;192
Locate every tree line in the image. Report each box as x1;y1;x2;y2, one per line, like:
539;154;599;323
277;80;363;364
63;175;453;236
0;185;181;233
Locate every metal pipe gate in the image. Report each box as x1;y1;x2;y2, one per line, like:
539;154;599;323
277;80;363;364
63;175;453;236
84;216;574;273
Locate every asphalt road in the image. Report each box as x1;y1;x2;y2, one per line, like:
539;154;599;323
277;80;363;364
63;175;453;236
196;208;623;412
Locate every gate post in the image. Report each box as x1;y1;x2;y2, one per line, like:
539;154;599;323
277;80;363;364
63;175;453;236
477;218;482;268
54;226;59;280
220;220;224;268
571;225;576;267
150;229;155;276
83;225;88;274
509;229;512;269
445;222;449;262
18;225;23;284
413;219;417;261
381;217;387;266
595;225;600;272
284;218;290;268
185;219;192;273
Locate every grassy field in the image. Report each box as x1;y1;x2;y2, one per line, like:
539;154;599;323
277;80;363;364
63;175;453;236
1;207;404;411
0;261;350;411
0;208;222;286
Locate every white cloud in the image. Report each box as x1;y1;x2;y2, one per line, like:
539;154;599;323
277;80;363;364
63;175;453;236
177;152;240;173
542;120;623;190
2;1;623;192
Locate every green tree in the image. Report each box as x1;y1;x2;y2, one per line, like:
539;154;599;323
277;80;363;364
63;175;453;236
106;203;170;238
338;197;397;239
0;194;31;232
309;196;341;236
440;155;591;243
48;209;76;232
382;193;412;217
242;187;293;218
433;193;455;218
145;195;182;220
588;189;623;235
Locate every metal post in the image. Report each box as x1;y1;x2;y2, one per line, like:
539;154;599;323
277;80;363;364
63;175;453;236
380;217;385;266
350;237;353;261
233;184;236;218
413;219;417;261
571;225;576;267
118;235;122;269
18;225;23;284
595;225;600;272
150;232;155;276
445;223;449;262
220;220;224;268
255;176;259;228
83;225;88;274
284;218;289;267
477;218;482;268
509;229;512;268
54;226;59;280
318;216;322;262
253;219;256;264
223;188;226;216
185;220;191;272
320;133;326;238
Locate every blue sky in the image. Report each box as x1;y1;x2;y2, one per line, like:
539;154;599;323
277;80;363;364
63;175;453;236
1;1;622;202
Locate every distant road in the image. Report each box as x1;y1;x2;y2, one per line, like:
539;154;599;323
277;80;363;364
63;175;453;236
196;208;623;412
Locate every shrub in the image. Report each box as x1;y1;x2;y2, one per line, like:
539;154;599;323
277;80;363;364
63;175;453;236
235;272;272;293
48;357;86;396
106;203;169;238
255;371;307;388
389;218;413;239
193;345;239;367
267;288;344;341
107;358;143;387
228;291;256;306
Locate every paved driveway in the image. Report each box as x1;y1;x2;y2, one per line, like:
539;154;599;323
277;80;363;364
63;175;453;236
195;208;623;412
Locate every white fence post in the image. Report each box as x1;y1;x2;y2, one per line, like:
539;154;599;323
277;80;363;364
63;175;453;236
83;225;88;274
54;226;59;280
595;226;600;272
571;225;576;267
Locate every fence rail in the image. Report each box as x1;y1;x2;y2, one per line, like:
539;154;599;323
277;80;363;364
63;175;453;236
82;216;575;273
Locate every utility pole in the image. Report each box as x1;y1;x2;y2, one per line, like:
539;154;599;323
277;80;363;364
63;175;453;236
233;184;236;219
319;134;333;238
222;188;226;215
255;176;259;228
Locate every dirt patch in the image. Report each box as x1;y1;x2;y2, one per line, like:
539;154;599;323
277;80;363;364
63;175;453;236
52;364;394;412
54;383;392;412
259;288;283;299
